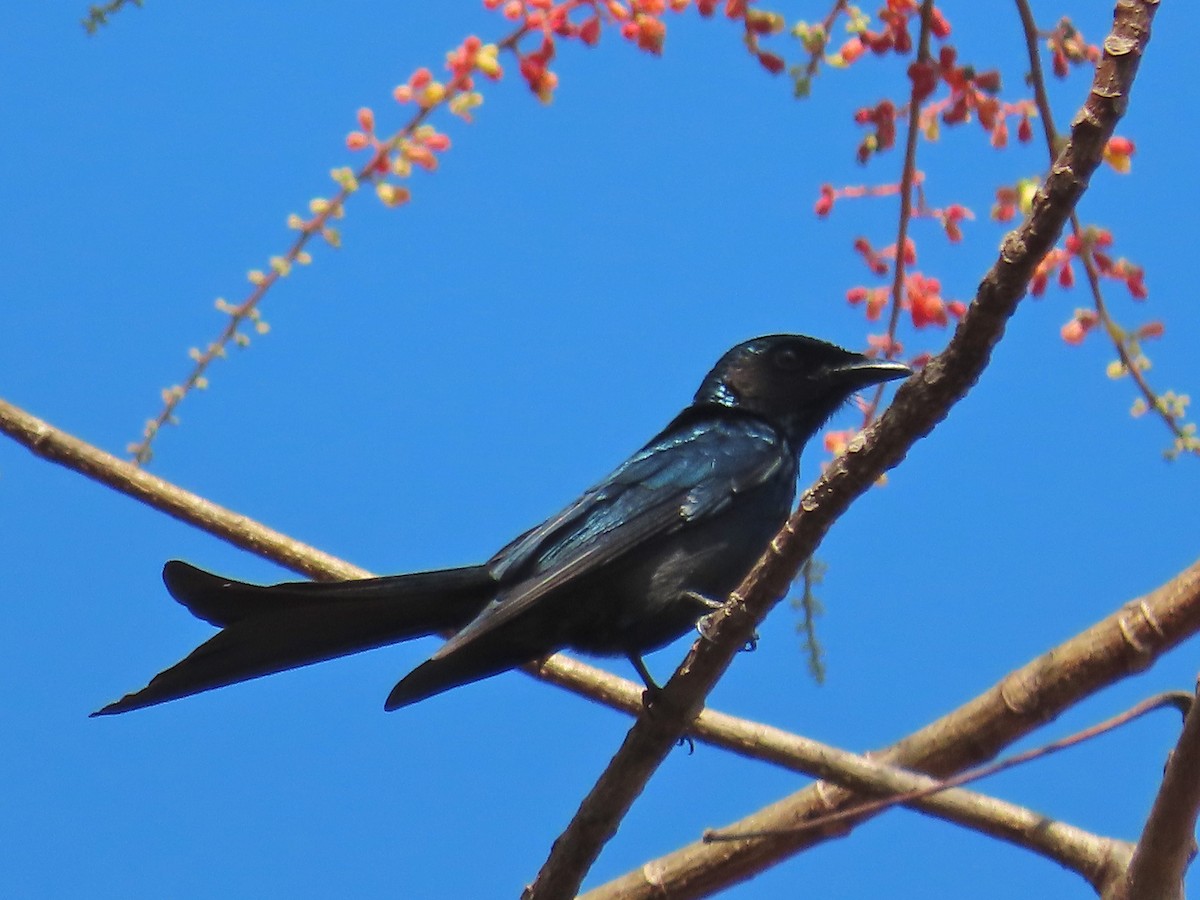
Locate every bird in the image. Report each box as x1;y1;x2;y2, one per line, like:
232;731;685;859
94;334;910;716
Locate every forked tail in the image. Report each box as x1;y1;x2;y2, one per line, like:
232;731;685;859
93;561;495;715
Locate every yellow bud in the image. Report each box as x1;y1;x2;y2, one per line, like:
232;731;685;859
376;182;412;207
322;227;342;248
287;213;304;230
1017;179;1038;216
420;82;447;107
188;347;202;361
195;377;209;390
330;167;359;192
296;251;312;265
1105;359;1127;380
270;256;291;276
475;47;501;78
309;198;330;215
247;269;266;286
255;321;270;335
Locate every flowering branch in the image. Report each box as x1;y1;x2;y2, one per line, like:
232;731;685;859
861;0;934;426
126;0;815;465
1015;0;1196;459
523;2;1159;894
126;27;525;465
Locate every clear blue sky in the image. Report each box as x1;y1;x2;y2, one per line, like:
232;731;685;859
3;2;1199;897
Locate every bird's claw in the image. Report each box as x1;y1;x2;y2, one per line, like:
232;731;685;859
696;612;720;643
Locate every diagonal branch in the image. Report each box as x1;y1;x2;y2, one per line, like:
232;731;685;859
585;558;1200;900
522;1;1160;896
0;395;1006;779
1116;679;1200;900
10;383;1197;891
9;395;1199;898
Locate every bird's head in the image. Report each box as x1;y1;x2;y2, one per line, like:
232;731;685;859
693;334;912;445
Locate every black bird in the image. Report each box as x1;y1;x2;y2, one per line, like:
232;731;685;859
94;335;909;716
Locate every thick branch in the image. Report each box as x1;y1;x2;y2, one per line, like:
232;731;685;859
8;390;1181;891
522;2;1158;897
586;558;1200;900
701;740;1126;883
0;395;1025;783
1116;681;1200;900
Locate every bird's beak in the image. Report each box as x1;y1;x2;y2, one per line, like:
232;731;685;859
827;357;912;392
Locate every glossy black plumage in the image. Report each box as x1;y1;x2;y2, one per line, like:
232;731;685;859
94;334;909;716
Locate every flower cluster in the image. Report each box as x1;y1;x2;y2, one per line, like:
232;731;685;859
1044;17;1101;78
852;52;1037;163
913;48;1037;149
845;236;965;331
1032;228;1148;302
828;0;951;66
485;0;707;101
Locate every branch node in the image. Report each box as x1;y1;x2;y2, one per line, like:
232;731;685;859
639;859;669;894
999;670;1039;716
1116;598;1165;660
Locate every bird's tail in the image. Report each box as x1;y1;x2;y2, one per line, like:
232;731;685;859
92;560;495;716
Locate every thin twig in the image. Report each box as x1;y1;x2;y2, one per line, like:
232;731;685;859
584;559;1200;900
128;25;530;466
707;691;1190;838
797;0;850;87
1015;0;1192;456
861;0;935;425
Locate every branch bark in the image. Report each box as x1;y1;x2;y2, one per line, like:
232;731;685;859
1116;680;1200;900
11;392;1200;897
585;559;1200;900
522;1;1159;897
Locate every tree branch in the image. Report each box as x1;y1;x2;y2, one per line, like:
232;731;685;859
9;390;1197;895
1116;680;1200;900
1016;0;1191;457
584;558;1200;900
521;1;1159;897
0;395;1022;781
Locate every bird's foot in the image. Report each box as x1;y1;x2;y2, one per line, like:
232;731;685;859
628;655;695;753
690;593;757;651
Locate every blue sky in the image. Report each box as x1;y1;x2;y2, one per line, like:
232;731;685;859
3;2;1199;897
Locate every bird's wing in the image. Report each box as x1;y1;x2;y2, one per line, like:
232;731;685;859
431;414;788;661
